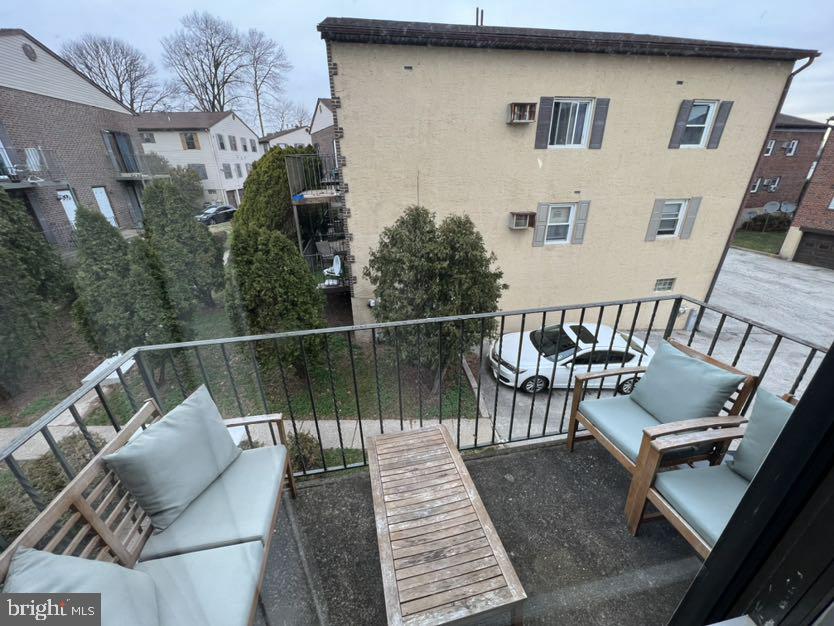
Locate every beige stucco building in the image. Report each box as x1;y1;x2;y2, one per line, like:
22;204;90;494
317;18;817;325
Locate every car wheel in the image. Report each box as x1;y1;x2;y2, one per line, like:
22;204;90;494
617;377;638;395
522;375;549;394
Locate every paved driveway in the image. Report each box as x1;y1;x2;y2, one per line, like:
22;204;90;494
477;248;834;443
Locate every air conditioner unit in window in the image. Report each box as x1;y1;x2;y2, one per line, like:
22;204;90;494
508;212;535;229
507;103;537;124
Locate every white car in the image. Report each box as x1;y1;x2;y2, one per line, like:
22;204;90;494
489;322;654;394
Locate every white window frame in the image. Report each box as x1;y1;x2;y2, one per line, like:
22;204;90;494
764;139;775;156
656;199;688;237
828;195;834;210
679;100;718;149
140;132;155;144
216;134;226;150
544;203;575;244
768;176;781;192
786;139;799;156
222;163;232;179
654;277;676;292
234;163;243;178
547;99;594;149
750;178;762;193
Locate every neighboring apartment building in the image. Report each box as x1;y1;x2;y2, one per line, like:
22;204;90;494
741;113;827;221
136;111;261;207
780;124;834;269
317;18;818;325
0;29;149;247
310;98;336;159
260;125;311;150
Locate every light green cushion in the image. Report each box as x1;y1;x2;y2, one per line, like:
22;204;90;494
140;445;286;561
105;385;241;531
580;396;660;462
730;390;793;482
4;547;159;626
630;342;746;423
137;541;263;626
655;464;749;547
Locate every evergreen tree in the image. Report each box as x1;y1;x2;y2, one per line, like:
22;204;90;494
0;190;71;398
235;145;313;237
72;207;185;363
142;175;223;309
364;206;505;389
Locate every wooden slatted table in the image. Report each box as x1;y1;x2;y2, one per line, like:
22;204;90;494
368;425;526;625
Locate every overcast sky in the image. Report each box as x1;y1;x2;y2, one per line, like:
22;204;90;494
11;0;834;127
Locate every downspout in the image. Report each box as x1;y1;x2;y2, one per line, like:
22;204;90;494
703;54;817;304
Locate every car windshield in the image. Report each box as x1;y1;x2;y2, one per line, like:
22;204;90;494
204;207;218;214
529;325;576;359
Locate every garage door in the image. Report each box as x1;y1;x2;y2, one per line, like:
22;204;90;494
794;232;834;270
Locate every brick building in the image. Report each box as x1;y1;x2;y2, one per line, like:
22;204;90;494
740;113;827;220
0;29;148;248
780;121;834;268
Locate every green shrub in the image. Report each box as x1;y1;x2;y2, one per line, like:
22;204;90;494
287;431;323;471
741;212;791;232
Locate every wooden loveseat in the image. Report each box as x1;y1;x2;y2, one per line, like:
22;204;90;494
0;395;295;626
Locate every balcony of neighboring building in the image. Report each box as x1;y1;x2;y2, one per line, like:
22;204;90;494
286;153;342;204
0;147;67;189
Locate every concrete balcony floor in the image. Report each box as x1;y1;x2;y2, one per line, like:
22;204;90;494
257;440;701;625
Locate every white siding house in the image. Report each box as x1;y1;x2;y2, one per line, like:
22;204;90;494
136;111;261;207
260;126;311;150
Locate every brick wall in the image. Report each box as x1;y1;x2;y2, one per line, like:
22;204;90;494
741;128;824;211
0;86;142;245
792;138;834;232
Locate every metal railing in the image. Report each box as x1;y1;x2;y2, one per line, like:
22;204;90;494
0;294;827;548
0;147;66;186
115;152;173;179
285;153;340;198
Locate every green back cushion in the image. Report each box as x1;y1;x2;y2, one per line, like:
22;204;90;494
630;342;746;423
4;548;159;626
105;385;240;530
730;389;793;481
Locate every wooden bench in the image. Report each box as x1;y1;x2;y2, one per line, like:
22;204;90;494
368;425;526;625
0;399;295;626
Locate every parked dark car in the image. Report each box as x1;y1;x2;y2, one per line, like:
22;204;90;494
196;204;237;225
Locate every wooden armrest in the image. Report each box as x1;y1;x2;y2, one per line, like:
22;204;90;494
651;427;747;453
574;366;646;383
643;416;747;440
224;413;283;428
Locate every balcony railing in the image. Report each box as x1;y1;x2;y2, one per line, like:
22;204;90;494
113;152;172;180
286;153;340;200
0;147;66;187
0;294;826;549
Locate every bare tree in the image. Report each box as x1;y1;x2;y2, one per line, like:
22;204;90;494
61;35;174;111
269;100;312;130
162;12;248;111
243;29;292;136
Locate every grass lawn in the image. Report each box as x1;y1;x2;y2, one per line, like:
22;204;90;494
731;230;787;255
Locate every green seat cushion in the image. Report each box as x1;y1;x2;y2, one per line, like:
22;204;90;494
140;445;286;561
630;342;746;423
137;541;263;626
655;464;749;547
105;385;241;531
4;548;159;626
730;390;793;481
580;396;660;462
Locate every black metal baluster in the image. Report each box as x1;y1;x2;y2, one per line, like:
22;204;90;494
6;456;45;511
417;324;424;427
707;313;727;356
491;316;506;445
526;311;548;439
542;310;566;437
596;304;623;398
167;351;187;398
507;313;527;442
789;348;817;396
688;305;705;346
614;302;641;395
474;318;486;447
248;342;276;444
221;344;245;416
275;339;306;475
323;335;347;467
393;326;404;432
437;321;444;426
94;384;119;431
346;331;366;465
456;319;465;448
639;300;660;367
193;346;215;400
371;328;384;434
135;351;163;411
732;324;754;367
115;366;138;412
70;404;100;453
299;336;327;471
41;427;75;479
559;307;586;433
